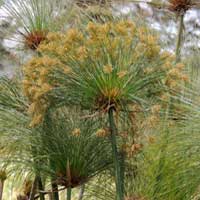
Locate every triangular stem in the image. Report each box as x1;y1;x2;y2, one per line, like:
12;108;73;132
78;184;85;200
0;180;4;200
38;176;45;200
67;187;72;200
176;13;185;62
29;176;38;200
108;107;124;200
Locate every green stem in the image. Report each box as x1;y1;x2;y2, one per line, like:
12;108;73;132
48;193;53;200
119;152;125;196
67;187;72;200
51;180;59;200
108;107;124;200
29;176;38;200
43;111;60;200
153;130;169;199
175;13;184;62
0;180;4;200
38;177;45;200
78;184;85;200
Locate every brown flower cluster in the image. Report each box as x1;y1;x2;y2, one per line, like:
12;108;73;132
165;63;189;89
23;56;66;127
168;0;194;14
122;143;143;157
23;21;187;127
24;30;47;50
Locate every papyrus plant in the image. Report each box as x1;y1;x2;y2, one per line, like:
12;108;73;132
0;77;47;200
0;171;6;200
37;108;113;200
167;0;199;60
23;20;187;200
3;0;74;50
132;0;200;61
0;76;113;200
75;0;111;8
133;95;200;200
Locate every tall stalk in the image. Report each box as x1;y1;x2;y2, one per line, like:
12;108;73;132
43;111;60;200
78;184;85;200
49;193;53;200
0;171;6;200
51;181;59;200
175;13;185;62
0;180;4;200
29;176;38;200
67;187;72;200
108;107;124;200
38;176;45;200
119;152;125;196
